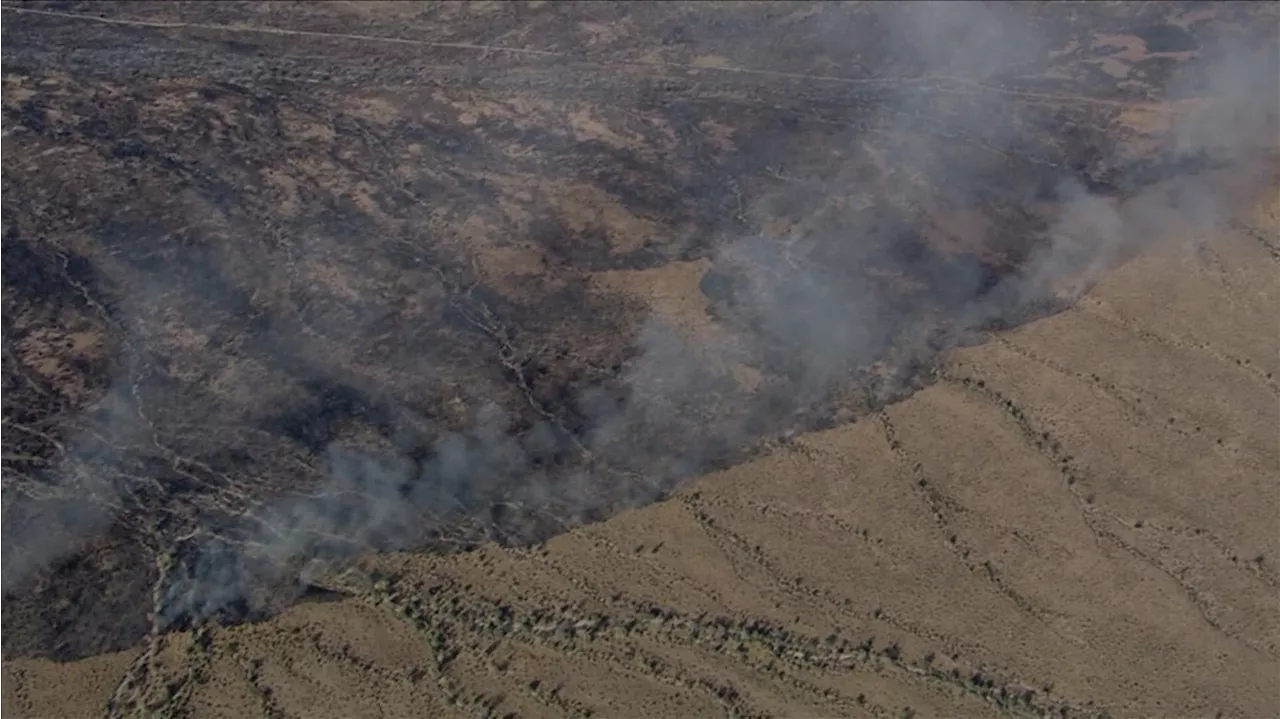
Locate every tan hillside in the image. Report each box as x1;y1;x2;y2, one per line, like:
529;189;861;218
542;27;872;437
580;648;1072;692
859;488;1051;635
7;204;1277;719
3;2;1278;718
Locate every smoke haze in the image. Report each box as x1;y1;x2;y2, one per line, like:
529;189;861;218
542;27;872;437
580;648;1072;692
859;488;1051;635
2;1;1277;637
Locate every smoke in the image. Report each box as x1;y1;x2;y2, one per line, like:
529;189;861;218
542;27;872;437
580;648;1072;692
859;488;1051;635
1168;37;1280;161
974;25;1280;324
1;382;141;594
4;3;1277;634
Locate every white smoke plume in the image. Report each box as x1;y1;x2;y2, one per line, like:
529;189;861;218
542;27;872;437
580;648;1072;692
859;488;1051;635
2;2;1276;637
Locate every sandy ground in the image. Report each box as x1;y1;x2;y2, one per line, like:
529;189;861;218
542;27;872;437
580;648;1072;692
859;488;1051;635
6;195;1276;719
3;3;1278;718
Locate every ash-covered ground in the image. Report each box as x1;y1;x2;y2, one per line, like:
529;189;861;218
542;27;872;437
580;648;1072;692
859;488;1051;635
3;1;1276;660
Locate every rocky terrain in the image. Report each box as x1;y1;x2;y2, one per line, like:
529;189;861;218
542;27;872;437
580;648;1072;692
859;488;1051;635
1;3;1277;715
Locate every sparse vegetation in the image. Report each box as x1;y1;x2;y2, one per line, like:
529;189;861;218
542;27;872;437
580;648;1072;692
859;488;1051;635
347;573;1113;719
3;1;1278;718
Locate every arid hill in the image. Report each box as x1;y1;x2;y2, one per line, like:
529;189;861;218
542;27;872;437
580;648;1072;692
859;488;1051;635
2;3;1277;701
5;196;1278;719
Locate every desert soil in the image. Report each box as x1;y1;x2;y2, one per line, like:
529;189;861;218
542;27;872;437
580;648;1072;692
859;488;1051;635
2;2;1278;718
7;204;1278;718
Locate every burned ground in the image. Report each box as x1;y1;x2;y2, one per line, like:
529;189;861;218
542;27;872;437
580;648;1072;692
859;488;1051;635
2;0;1276;663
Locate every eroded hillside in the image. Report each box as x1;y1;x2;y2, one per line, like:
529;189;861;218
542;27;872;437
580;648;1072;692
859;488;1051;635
2;0;1277;669
6;196;1277;719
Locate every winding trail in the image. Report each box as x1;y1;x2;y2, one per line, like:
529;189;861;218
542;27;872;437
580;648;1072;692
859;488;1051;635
1;4;1203;113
